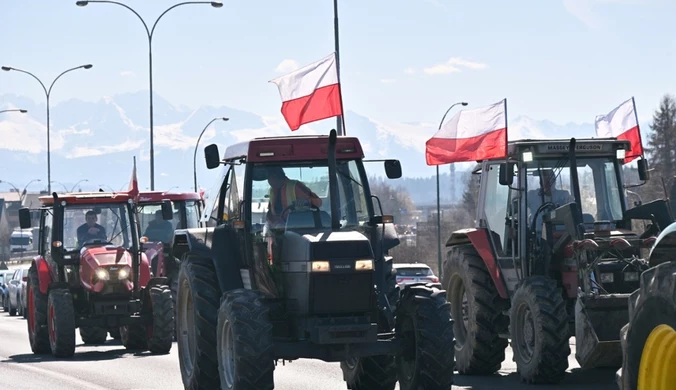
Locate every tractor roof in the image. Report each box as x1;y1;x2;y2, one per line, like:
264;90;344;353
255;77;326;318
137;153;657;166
222;134;364;163
137;191;201;203
38;191;132;206
504;137;631;160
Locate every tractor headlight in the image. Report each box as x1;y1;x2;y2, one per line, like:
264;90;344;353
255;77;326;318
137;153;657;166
522;151;533;162
616;149;626;160
624;271;639;282
95;267;109;281
355;259;373;271
311;261;330;272
600;273;614;283
117;266;131;280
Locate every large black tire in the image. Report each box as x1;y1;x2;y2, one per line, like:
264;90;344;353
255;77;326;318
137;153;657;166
340;356;397;390
177;255;222;390
443;244;509;374
147;284;174;354
617;261;676;390
121;324;148;350
26;264;49;354
394;284;455;390
80;327;108;345
47;288;76;358
216;288;274;390
510;276;570;384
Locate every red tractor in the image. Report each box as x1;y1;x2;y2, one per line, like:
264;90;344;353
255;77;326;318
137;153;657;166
18;190;175;357
441;137;672;384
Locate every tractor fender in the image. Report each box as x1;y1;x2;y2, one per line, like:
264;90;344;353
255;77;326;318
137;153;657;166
172;228;213;261
31;256;53;295
444;228;508;299
647;221;676;267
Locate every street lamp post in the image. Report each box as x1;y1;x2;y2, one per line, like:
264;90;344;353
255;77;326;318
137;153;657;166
0;180;21;194
194;117;228;192
436;101;468;275
70;179;89;192
0;109;27;114
76;1;223;191
51;181;70;193
20;179;41;203
1;64;93;194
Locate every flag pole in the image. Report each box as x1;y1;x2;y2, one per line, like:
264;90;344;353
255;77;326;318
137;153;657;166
631;96;645;159
334;0;345;135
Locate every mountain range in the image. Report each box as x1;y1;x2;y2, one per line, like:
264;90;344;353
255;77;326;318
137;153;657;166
0;92;651;205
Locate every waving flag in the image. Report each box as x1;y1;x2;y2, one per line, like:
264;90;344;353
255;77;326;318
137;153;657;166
127;156;139;200
426;99;507;165
269;52;343;130
595;97;643;163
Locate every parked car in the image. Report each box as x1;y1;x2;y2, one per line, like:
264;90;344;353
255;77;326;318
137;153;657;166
0;270;12;312
6;267;29;317
392;263;439;285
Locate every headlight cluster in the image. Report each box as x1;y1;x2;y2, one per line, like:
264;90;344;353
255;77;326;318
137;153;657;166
310;259;374;272
600;272;639;284
94;265;131;281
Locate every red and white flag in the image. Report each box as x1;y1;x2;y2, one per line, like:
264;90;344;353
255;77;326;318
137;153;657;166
127;156;139;200
426;99;507;165
269;52;343;131
595;97;643;162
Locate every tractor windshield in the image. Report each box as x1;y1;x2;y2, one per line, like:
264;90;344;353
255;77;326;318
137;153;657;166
525;156;624;229
138;202;179;243
62;203;134;250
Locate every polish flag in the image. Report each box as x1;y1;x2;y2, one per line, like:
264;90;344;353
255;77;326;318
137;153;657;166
426;99;508;165
127;156;139;200
270;52;343;131
595;97;643;163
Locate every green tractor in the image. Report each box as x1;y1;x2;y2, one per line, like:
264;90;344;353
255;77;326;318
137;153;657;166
171;130;456;389
441;137;671;383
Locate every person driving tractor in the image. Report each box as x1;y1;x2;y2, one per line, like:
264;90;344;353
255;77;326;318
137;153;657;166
527;169;574;235
144;209;174;243
265;166;322;228
77;210;107;245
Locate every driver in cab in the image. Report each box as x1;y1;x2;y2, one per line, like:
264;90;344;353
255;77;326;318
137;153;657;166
527;169;573;235
265;166;322;228
77;210;107;245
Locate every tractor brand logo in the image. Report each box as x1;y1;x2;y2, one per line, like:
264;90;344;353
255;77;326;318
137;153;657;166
334;264;351;269
544;144;603;152
139;197;152;201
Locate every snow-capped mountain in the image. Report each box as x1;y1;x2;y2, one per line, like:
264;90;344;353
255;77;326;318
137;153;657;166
0;92;651;199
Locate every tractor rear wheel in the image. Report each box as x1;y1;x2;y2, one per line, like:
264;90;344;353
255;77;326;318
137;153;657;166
394;284;455;390
444;244;509;374
147;284;174;354
216;288;274;390
79;327;108;345
341;356;397;390
27;264;49;354
510;276;570;384
617;261;676;390
121;324;148;350
47;288;76;358
177;255;221;390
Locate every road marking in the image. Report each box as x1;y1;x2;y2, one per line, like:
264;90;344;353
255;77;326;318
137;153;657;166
0;354;110;390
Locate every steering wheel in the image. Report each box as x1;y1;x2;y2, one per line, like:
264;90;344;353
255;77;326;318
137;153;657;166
280;201;320;217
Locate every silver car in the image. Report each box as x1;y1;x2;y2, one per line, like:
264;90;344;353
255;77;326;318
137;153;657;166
393;263;439;285
6;267;29;317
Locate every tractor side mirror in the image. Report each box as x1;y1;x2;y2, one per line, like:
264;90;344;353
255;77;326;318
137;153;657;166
204;144;221;170
499;162;514;186
18;208;31;229
637;158;649;181
384;160;402;179
161;200;173;220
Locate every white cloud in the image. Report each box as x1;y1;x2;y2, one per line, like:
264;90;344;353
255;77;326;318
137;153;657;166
380;79;396;84
160;172;169;177
120;71;134;77
563;0;645;28
65;139;145;158
404;67;416;75
274;59;299;74
423;57;488;75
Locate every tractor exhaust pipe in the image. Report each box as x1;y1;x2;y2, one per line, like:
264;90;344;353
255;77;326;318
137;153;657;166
327;129;341;230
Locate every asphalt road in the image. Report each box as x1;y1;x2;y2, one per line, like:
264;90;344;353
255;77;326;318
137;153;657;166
0;312;620;390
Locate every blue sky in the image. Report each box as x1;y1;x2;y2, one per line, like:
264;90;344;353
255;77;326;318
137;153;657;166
1;0;674;126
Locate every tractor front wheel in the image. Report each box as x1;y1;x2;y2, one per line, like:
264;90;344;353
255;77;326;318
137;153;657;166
79;327;108;345
510;276;570;384
617;261;676;390
120;324;148;350
147;284;174;354
47;288;76;358
394;284;455;390
27;264;49;354
216;288;274;390
340;356;397;390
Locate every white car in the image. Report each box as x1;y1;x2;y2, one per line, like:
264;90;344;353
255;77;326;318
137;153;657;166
393;263;439;285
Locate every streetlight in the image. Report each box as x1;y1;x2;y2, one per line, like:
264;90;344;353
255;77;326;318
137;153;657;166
51;181;70;193
0;180;21;194
0;109;27;114
76;1;223;190
194;117;228;192
436;101;468;275
98;184;115;192
20;179;41;203
2;64;93;193
70;179;89;192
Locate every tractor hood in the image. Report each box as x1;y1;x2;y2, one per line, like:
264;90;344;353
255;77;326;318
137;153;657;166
79;245;145;293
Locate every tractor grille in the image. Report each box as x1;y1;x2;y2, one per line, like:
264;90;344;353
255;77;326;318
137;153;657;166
311;241;373;260
310;272;374;314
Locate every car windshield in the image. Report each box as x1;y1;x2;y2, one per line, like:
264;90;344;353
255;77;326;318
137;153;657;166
525;156;624;226
10;236;30;245
396;267;433;276
63;203;134;250
138;202;179;243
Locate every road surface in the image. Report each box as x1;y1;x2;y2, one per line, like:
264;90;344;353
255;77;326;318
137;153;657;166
0;313;619;389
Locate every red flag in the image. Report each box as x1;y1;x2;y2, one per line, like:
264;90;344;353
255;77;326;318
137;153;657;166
269;52;343;131
595;97;643;163
426;99;508;165
127;157;139;200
